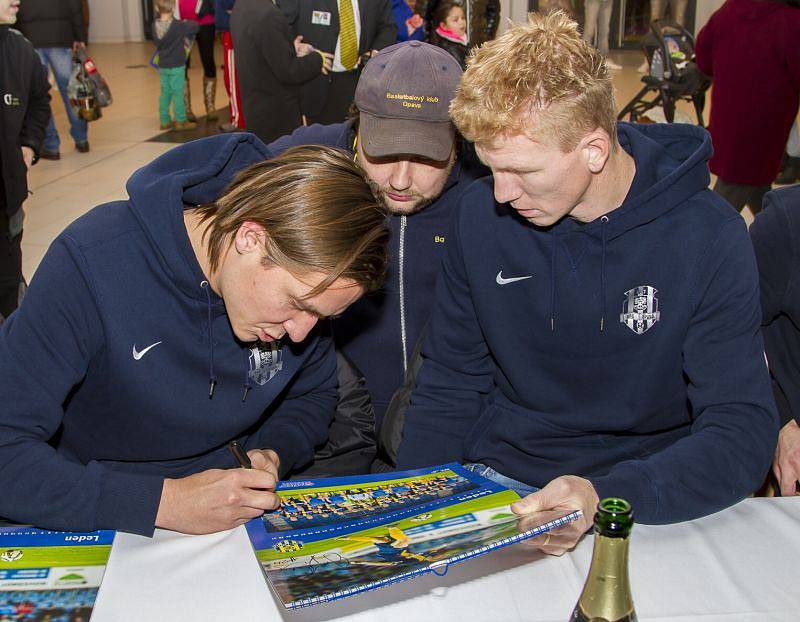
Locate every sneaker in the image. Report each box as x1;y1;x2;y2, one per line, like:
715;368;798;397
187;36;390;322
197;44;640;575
76;141;90;153
173;120;198;131
40;149;60;161
160;122;173;130
605;59;623;70
218;122;238;133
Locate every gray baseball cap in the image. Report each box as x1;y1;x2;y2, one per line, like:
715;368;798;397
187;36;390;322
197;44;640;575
355;41;463;161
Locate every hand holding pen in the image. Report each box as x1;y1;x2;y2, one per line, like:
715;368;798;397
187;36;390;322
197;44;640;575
154;444;281;534
229;440;281;485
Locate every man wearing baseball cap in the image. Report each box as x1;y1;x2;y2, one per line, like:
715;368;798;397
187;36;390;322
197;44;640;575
267;41;486;473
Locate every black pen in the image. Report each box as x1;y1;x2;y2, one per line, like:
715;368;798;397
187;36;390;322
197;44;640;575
229;440;252;469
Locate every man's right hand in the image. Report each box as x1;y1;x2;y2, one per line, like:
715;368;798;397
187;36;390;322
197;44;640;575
316;51;334;75
155;468;281;534
511;475;597;556
773;419;800;496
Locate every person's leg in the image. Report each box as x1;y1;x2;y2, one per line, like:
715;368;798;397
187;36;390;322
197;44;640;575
196;24;216;79
158;69;172;126
184;56;196;122
170;68;187;122
35;49;61;155
221;31;232;105
650;0;666;22
714;179;754;213
0;214;23;321
747;185;772;216
222;31;245;129
597;0;613;57
582;0;600;49
46;47;89;149
788;120;800;159
670;0;688;26
197;24;218;119
230;48;245;129
777;121;800;184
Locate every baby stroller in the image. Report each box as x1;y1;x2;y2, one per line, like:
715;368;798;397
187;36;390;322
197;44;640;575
617;19;710;126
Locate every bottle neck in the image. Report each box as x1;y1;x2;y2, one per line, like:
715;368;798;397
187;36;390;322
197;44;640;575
575;533;636;622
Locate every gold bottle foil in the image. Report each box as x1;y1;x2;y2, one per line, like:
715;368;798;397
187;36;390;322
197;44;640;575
574;534;636;622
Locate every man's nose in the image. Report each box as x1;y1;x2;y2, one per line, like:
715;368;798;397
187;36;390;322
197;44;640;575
283;313;318;343
389;160;413;192
493;172;521;204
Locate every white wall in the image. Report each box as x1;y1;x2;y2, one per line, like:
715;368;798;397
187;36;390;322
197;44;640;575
88;0;144;43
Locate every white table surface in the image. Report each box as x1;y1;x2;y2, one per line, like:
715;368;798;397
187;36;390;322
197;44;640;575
91;497;800;622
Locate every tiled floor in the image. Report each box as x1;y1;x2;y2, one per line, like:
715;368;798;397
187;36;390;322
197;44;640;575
22;41;231;280
17;42;742;281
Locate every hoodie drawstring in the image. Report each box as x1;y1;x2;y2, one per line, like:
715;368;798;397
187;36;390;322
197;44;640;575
242;351;253;403
600;215;609;332
550;217;609;333
549;230;557;331
202;280;255;402
201;281;218;398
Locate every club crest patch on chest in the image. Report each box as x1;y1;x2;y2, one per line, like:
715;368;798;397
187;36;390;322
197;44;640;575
248;341;284;385
620;285;661;335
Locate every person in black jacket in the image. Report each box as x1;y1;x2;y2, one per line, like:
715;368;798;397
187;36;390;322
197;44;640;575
16;0;86;160
422;0;499;48
0;0;51;321
230;0;332;144
750;184;800;497
282;0;396;124
429;0;467;68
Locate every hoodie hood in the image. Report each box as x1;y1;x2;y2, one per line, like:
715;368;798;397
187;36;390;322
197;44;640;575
126;133;274;303
555;122;712;241
125;133;277;397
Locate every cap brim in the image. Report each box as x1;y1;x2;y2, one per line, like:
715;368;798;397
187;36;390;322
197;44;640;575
360;112;455;161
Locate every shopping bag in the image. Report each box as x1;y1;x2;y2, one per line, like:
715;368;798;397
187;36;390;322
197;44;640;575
67;55;101;121
74;47;112;108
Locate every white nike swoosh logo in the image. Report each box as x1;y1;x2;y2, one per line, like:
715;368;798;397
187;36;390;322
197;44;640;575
496;271;533;285
132;341;162;361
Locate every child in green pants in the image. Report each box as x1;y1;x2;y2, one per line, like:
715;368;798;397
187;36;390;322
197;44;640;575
153;0;198;130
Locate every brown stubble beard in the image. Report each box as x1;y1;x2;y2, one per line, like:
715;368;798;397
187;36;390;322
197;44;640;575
374;155;457;216
375;188;435;216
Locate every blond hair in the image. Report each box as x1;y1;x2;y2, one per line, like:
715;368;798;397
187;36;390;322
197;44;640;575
450;10;617;151
195;145;389;296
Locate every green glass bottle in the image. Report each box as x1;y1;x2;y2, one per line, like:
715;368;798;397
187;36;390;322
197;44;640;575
570;498;638;622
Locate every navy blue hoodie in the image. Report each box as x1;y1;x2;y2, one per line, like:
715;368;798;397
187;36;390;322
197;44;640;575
397;123;778;524
751;185;800;427
0;134;338;536
268;121;486;428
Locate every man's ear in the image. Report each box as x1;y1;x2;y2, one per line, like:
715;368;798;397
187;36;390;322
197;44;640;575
581;128;613;174
233;221;267;255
